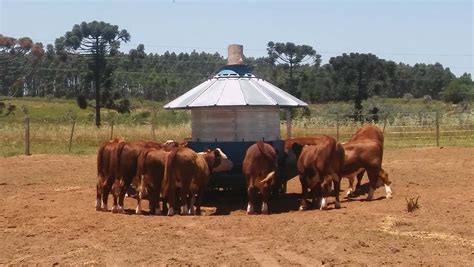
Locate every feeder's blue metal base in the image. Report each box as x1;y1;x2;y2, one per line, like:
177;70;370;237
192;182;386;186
187;140;285;191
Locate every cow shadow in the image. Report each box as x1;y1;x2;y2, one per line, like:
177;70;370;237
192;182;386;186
342;183;387;203
204;190;302;215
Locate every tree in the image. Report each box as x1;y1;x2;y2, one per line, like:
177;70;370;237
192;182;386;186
329;53;387;120
441;73;474;104
56;21;130;127
267;42;320;97
0;35;43;96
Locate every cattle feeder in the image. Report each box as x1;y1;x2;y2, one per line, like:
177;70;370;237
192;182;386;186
164;44;307;191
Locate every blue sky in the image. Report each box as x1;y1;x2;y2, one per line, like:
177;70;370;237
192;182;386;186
1;0;472;76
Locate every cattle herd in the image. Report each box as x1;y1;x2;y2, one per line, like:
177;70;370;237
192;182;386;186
96;125;392;216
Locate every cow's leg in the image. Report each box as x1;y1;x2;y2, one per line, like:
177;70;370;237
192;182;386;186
299;175;309;211
111;179;122;213
117;175;133;213
261;183;270;215
195;183;208;215
378;168;393;199
333;176;341;209
366;169;380;201
166;189;176;216
355;170;364;191
101;179;113;212
180;180;191;215
135;196;143;215
148;188;160;215
318;182;328;210
346;175;355;197
247;185;257;215
96;182;102;211
189;194;196;215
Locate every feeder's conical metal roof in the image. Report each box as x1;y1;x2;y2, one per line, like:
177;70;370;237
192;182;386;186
164;45;307;109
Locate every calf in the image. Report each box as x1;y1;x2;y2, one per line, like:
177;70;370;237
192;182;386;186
96;138;123;211
163;147;223;216
293;136;344;210
242;141;278;215
342;125;392;200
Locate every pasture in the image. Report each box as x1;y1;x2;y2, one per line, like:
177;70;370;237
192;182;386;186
1;147;473;265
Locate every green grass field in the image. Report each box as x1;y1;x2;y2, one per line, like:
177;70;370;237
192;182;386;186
1;97;472;156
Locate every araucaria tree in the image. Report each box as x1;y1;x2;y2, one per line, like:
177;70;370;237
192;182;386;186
56;21;130;127
267;42;319;97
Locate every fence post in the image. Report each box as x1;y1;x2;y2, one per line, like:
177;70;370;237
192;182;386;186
336;113;340;142
68;118;76;152
151;122;156;140
383;114;388;133
110;121;114;140
286;109;292;139
151;110;157;140
24;116;30;155
435;111;440;147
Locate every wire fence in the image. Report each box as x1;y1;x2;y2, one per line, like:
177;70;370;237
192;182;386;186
289;111;474;148
1;111;473;156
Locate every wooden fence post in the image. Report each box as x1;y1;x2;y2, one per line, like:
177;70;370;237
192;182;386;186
151;110;157;140
435;111;440;147
336;113;340;142
24;116;30;155
68;118;76;152
286;109;292;139
110;121;114;140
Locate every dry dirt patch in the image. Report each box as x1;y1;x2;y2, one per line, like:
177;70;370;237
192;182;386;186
1;147;473;265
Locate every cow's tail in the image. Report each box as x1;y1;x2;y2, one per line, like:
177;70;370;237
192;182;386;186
259;171;275;184
97;142;107;178
137;148;151;198
162;147;178;197
257;141;278;185
108;141;127;187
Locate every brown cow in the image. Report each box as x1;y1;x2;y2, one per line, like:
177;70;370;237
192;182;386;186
96;138;123;211
110;140;179;213
135;147;169;215
242;141;278;215
342;125;392;200
293;135;344;210
163;147;223;216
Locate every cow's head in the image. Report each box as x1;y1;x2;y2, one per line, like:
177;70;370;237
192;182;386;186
198;148;233;173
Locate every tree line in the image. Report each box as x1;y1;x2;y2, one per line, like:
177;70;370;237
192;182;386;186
1;21;473;126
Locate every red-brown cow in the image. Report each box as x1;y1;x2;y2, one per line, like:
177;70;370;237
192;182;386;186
110;140;178;213
162;147;224;216
242;141;278;215
135;147;169;215
342;125;392;200
292;135;344;210
96;138;123;211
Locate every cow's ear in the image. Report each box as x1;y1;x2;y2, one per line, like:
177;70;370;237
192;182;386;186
214;149;221;158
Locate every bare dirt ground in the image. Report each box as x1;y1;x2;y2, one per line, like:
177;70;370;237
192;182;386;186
1;147;473;265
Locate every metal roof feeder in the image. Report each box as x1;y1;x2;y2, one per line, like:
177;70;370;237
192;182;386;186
164;44;307;191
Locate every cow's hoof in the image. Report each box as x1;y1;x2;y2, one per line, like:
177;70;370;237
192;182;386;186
299;205;307;211
167;208;175;216
261;210;269;215
117;206;125;213
247;211;257;215
111;205;119;213
135;209;142;215
335;202;341;209
320;198;328;210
